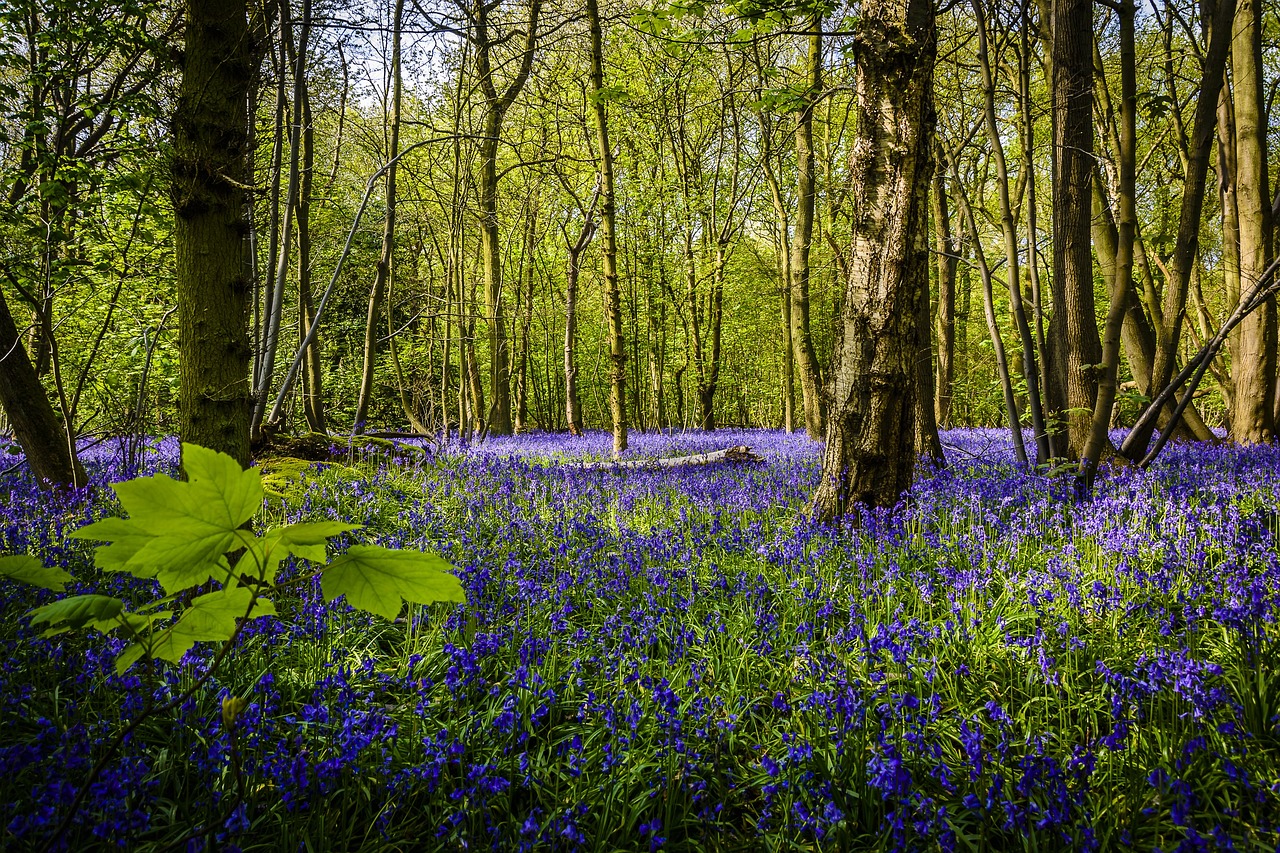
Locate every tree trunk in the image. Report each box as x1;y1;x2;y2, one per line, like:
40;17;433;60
973;0;1050;464
915;194;944;465
1228;0;1276;443
930;154;956;429
564;239;588;436
354;0;403;433
811;0;935;518
1078;0;1136;492
472;0;542;437
515;196;537;433
251;0;307;440
296;11;325;434
0;289;85;488
946;146;1029;466
792;18;826;439
1046;0;1099;461
1121;0;1236;460
587;0;627;455
174;0;252;467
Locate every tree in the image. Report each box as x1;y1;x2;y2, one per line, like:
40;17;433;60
791;14;826;439
1046;0;1099;461
586;0;627;454
811;0;935;518
173;0;252;467
1226;0;1275;442
354;0;404;433
469;0;542;436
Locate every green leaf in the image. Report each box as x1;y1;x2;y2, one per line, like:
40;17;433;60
322;545;465;621
91;609;171;636
240;521;360;583
72;444;264;592
0;554;73;591
73;516;155;577
30;594;124;631
114;643;146;675
138;588;275;667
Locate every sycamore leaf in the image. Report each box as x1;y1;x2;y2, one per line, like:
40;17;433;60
239;521;359;584
30;594;124;631
114;643;146;675
0;555;73;591
71;444;264;593
73;516;156;578
322;545;465;621
91;610;171;636
156;555;232;592
127;588;276;670
276;521;362;564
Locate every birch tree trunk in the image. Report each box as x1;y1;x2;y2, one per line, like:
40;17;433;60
811;0;935;518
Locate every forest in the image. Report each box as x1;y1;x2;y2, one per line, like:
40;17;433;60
1;0;1280;848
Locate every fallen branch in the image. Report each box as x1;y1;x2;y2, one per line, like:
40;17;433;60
566;445;763;470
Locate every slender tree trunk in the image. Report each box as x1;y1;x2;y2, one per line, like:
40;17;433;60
251;0;306;439
1078;0;1136;492
174;0;252;467
696;241;726;431
792;18;826;439
515;197;537;432
354;0;403;433
564;229;593;436
948;148;1028;466
931;157;956;428
472;0;542;437
811;0;935;518
587;0;627;454
295;14;325;434
915;195;944;465
973;0;1050;464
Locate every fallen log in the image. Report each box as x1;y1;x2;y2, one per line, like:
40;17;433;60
567;445;763;470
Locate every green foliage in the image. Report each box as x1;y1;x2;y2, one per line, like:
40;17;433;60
0;443;464;676
0;554;72;591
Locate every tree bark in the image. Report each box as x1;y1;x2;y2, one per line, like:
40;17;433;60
792;18;826;439
587;0;627;455
930;153;956;429
1046;0;1099;461
973;0;1050;464
472;0;542;437
811;0;935;518
297;76;326;434
173;0;252;467
1227;0;1276;442
354;0;403;433
0;289;85;488
1121;0;1236;460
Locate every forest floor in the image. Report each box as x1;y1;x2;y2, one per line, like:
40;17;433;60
1;429;1279;851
